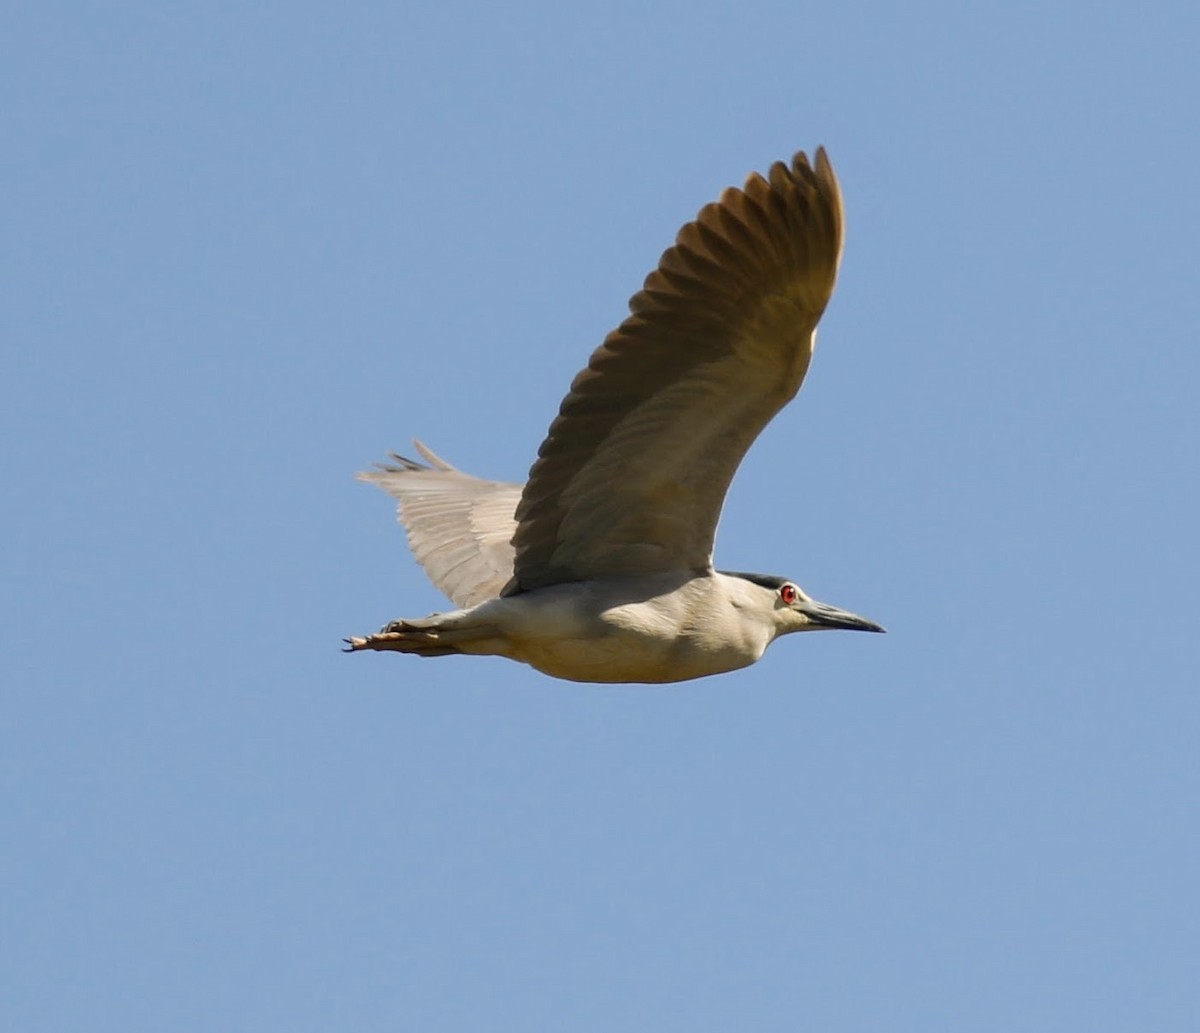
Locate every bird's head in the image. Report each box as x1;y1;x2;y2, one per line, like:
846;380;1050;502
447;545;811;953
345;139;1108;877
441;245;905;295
726;571;886;637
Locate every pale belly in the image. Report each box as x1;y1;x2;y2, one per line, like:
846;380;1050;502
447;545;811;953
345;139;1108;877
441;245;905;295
511;634;754;684
450;576;773;685
498;600;764;684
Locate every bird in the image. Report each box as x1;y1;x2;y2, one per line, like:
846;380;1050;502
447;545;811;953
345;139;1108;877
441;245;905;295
345;147;883;684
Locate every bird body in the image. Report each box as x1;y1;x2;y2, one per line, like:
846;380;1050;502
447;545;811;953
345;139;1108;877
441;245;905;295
358;572;877;684
347;148;884;683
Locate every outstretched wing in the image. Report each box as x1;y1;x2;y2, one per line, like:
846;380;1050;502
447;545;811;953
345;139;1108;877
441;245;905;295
359;442;521;608
507;148;844;594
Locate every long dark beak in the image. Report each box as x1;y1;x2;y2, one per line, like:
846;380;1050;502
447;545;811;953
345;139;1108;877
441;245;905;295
800;599;886;633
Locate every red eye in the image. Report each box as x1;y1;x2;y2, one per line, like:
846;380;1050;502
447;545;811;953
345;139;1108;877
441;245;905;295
780;584;798;605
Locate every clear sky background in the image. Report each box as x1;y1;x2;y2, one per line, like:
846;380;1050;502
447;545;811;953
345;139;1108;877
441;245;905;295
4;3;1198;1030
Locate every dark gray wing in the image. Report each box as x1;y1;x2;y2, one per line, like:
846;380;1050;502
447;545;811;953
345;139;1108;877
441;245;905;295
507;148;844;593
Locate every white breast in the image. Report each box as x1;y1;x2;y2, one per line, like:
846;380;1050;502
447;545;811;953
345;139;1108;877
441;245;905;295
482;573;773;684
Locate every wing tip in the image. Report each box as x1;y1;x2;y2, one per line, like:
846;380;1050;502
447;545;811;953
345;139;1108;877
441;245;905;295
354;439;460;482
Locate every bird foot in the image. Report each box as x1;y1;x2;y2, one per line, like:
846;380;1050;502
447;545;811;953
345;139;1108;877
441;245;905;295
342;619;447;655
343;631;403;652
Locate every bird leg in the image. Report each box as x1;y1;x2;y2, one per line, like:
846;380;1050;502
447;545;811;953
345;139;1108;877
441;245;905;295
343;619;460;657
344;613;507;659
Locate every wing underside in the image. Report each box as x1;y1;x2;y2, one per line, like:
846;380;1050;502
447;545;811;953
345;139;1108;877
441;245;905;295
359;442;521;608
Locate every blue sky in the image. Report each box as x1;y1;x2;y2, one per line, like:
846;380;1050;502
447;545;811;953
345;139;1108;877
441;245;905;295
4;2;1198;1030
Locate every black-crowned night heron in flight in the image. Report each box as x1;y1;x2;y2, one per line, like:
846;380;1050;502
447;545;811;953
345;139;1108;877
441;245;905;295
346;148;883;683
